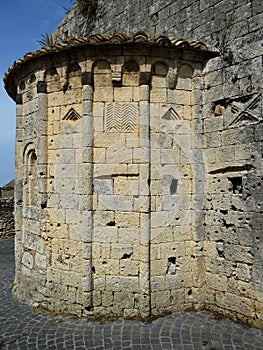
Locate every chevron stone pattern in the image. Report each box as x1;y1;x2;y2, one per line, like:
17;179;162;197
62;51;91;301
105;103;138;132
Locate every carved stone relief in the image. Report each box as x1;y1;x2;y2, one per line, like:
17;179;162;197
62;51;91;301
63;108;81;121
162;107;181;120
105;103;138;132
229;93;261;126
213;92;262;127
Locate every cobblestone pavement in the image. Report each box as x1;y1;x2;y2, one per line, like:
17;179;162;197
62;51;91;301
1;238;263;350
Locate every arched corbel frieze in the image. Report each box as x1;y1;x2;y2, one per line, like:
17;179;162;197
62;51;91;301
44;67;60;92
122;60;140;87
93;60;113;103
64;62;82;91
23;74;36;102
177;64;194;91
150;61;169;104
151;61;169;76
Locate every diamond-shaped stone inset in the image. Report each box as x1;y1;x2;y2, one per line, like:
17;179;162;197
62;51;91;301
63;108;81;121
162;107;181;120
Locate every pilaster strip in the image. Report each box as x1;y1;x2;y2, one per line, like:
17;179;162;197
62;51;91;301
81;82;94;313
82;72;94;86
139;82;151;318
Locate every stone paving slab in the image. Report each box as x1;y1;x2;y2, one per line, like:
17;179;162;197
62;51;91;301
1;238;263;350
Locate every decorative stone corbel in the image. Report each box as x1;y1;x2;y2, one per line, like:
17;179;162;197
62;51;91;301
82;72;94;86
37;81;47;93
16;94;23;105
112;64;122;87
139;72;151;86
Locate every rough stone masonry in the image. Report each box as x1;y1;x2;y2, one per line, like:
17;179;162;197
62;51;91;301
3;0;263;328
0;181;15;239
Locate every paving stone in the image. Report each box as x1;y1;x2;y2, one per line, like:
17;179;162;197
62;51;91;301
0;238;263;349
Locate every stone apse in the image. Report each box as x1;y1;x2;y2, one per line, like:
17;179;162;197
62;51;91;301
5;32;262;326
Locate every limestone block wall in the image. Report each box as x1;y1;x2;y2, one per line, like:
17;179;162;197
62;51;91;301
4;0;262;327
91;59;144;318
4;38;217;319
13;55;90;315
52;0;263;327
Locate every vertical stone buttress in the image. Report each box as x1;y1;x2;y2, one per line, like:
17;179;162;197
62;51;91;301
139;72;151;318
36;81;48;210
34;81;48;297
192;66;206;306
14;93;24;280
81;72;94;312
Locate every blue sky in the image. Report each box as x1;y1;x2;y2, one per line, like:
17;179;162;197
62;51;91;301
0;0;72;186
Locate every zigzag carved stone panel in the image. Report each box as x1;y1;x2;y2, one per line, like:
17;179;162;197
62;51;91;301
105;103;138;132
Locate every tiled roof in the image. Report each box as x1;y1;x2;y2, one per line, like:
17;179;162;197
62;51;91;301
1;180;14;190
4;31;218;100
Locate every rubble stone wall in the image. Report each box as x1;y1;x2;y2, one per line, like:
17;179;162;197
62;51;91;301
54;0;262;52
0;189;14;239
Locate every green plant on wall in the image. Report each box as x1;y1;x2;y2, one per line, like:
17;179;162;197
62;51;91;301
71;0;98;13
231;73;238;84
224;48;234;65
38;33;55;49
214;13;235;66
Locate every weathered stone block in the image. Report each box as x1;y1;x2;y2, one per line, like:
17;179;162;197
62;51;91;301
120;260;139;276
21;251;34;269
150;88;167;103
113;178;139;195
118;227;139;244
115;212;139;227
97;195;133;211
93;87;113;102
93;226;118;243
105;276;139;292
94;178;113;195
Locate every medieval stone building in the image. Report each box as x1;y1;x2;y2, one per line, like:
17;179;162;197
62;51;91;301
4;0;263;328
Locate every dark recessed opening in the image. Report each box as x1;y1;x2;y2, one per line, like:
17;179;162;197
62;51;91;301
107;221;116;226
170;179;178;194
168;257;176;264
121;253;133;260
166;257;176;275
41;202;47;209
228;176;242;194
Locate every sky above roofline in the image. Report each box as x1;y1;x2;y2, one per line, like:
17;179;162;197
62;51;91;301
0;0;72;186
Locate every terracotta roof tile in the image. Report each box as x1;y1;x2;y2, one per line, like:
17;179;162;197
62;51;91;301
4;31;218;100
